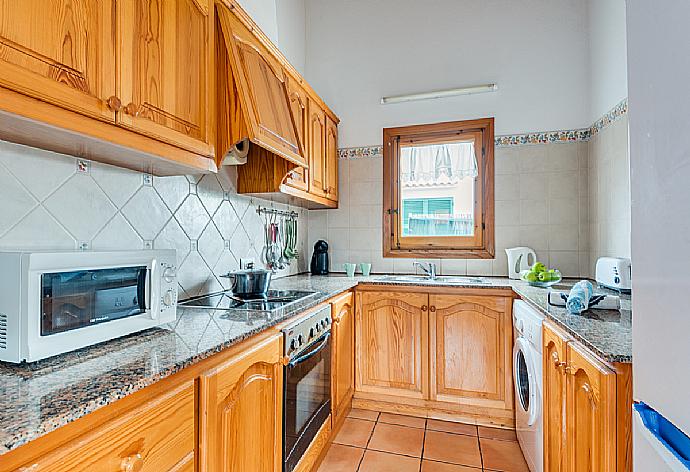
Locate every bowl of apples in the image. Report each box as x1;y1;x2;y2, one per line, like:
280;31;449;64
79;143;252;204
520;262;562;288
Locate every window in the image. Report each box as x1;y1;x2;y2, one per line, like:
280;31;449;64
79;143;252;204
383;118;495;258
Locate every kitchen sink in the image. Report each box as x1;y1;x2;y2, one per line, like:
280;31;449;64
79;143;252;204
375;275;491;285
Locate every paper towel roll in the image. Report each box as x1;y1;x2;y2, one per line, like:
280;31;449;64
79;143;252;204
221;138;250;165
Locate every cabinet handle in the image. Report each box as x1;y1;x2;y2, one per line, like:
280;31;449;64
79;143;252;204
429;306;436;312
581;383;597;406
106;95;122;112
551;351;566;369
421;305;428;312
124;102;141;117
120;453;144;472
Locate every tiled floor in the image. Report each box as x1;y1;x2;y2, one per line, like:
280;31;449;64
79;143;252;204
318;409;529;472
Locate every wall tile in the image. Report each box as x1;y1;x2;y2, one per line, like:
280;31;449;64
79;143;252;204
121;186;172;240
0;206;75;249
155;217;191;265
548;198;579;225
213;201;241;240
197;175;224;217
0;141;74;200
175;195;211;240
92;213;143;250
496;200;521;226
91;162;142;207
0;166;39;235
154;175;190;213
495;174;520;201
198;222;226;269
520;200;548;225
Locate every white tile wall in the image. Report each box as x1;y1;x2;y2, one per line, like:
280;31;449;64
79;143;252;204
0;140;309;299
588;115;631;275
315;141;592;277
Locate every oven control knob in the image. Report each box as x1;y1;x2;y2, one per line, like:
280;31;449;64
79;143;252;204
163;266;177;283
310;327;316;338
297;334;304;346
321;319;328;328
290;339;299;351
163;290;175;307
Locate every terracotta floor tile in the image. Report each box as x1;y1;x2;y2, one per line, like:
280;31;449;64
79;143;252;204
347;408;380;421
480;437;530;472
423;430;482;468
333;417;375;448
421;460;482;472
317;444;364;472
426;419;478;436
358;450;421;472
378;412;426;428
367;422;425;457
478;425;518;442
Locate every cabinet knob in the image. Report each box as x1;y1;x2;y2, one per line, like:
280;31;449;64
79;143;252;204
106;95;122;112
421;305;428;312
124;103;141;117
120;453;143;472
429;306;436;312
551;351;566;369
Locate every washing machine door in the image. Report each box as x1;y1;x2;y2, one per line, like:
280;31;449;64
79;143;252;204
514;337;539;426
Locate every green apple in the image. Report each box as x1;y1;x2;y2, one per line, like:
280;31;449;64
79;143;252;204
538;271;551;282
532;262;546;274
525;272;538;282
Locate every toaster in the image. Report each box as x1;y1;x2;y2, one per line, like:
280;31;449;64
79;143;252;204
595;257;632;293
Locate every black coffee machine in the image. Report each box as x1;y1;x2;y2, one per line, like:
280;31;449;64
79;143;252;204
310;240;329;275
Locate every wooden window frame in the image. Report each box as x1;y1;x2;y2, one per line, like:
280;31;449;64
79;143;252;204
383;118;495;259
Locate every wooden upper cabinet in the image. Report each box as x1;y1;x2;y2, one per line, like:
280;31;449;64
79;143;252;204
429;295;513;412
331;292;355;425
543;322;569;472
308;99;328;198
566;341;617;472
216;6;305;167
325;115;339;201
355;291;429;399
200;334;283;472
284;77;309;191
117;0;213;156
0;0;116;121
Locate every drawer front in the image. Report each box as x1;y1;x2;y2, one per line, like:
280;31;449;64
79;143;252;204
17;382;196;472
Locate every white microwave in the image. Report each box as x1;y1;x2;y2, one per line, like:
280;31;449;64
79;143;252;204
0;250;178;363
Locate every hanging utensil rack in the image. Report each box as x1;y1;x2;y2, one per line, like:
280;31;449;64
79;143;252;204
256;206;299;219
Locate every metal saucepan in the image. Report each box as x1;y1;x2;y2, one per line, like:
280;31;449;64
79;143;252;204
221;267;273;299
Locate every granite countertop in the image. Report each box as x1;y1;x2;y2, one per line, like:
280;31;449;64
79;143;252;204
0;273;631;456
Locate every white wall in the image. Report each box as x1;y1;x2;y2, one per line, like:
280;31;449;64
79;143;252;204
236;0;278;42
588;0;628;121
628;0;690;441
305;0;590;147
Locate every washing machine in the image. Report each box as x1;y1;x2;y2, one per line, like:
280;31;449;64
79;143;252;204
513;300;545;472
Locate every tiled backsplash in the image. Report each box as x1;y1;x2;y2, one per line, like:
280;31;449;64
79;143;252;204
311;142;591;277
0;140;308;299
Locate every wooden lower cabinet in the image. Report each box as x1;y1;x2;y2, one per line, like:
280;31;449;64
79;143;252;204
543;321;631;472
355;290;429;400
331;291;355;426
354;287;514;426
200;333;283;472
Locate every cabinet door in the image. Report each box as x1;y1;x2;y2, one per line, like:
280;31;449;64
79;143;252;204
308;99;328;198
284;77;309;191
0;0;116;121
429;295;512;411
200;334;283;472
543;322;569;472
566;341;617;472
325;116;339;201
331;292;355;425
355;291;428;399
117;0;212;156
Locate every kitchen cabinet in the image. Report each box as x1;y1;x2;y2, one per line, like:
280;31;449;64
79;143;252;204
117;0;213;156
355;290;429;400
0;0;216;175
308;99;329;200
331;291;355;426
325;115;339;201
285;78;310;192
429;294;513;413
354;286;514;426
543;321;632;472
200;333;283;472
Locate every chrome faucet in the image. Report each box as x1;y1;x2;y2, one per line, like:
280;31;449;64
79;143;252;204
413;262;437;280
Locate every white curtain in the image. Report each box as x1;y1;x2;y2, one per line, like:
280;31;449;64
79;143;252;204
400;142;478;186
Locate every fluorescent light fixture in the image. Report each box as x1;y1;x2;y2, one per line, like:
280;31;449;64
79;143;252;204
381;83;498;105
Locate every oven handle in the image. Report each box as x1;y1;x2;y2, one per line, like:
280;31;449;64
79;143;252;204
137;268;149;312
288;332;330;368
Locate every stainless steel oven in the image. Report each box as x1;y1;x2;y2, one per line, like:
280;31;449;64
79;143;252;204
282;305;332;472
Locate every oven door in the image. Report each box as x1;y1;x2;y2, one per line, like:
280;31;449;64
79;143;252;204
283;331;331;472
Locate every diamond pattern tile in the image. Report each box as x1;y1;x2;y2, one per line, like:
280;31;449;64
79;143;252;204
155;217;191;266
0;206;75;249
92;213;143;250
91;162;142;207
198;222;225;269
229;225;253;261
43;175;117;241
0;166;39;236
178;251;212;297
175;195;210;240
0;141;74;200
154;175;190;213
197;175;224;217
121;186;172;240
213;250;239;286
213;201;241;240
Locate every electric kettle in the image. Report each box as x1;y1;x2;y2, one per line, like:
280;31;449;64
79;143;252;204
505;247;537;279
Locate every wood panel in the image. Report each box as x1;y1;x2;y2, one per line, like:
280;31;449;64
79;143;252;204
216;5;305;167
285;77;309;191
12;382;195;472
331;291;355;426
543;321;570;472
308;98;327;199
117;0;213;156
566;341;617;472
199;333;283;472
355;291;428;399
324;115;339;201
0;0;116;122
429;295;513;414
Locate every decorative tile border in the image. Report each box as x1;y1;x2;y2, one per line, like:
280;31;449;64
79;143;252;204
337;98;628;158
